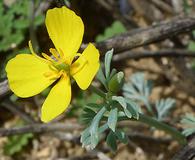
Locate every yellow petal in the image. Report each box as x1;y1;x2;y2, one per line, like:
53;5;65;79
71;43;100;90
45;6;84;63
41;75;71;122
6;54;56;98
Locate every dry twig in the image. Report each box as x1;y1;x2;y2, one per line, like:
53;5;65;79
113;49;195;61
172;136;195;160
93;16;195;53
2;99;36;124
0;123;82;136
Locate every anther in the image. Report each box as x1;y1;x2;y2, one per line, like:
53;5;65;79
49;48;60;61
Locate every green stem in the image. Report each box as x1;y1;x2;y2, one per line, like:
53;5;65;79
139;114;186;145
90;85;106;98
143;98;154;115
119;114;186;145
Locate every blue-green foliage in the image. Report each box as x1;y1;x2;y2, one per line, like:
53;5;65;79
123;73;153;113
81;48;185;150
123;73;175;121
181;114;195;136
155;98;175;121
80;49;139;150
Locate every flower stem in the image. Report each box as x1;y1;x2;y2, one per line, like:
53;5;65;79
118;114;186;145
139;114;187;145
90;85;106;98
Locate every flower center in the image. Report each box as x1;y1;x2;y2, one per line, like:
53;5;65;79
28;41;71;80
42;48;71;72
53;62;70;73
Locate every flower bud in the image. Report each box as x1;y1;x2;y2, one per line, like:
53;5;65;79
108;71;124;93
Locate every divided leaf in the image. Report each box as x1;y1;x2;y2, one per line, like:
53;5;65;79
115;130;128;144
80;107;97;125
81;107;107;149
105;49;114;79
155;98;175;121
107;108;118;132
106;131;117;151
112;96;127;109
124;100;140;119
96;66;108;90
123;72;153;113
181;114;195;136
123;73;152;101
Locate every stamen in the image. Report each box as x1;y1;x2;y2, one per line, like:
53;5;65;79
49;48;60;61
28;40;50;63
42;53;55;62
43;70;64;80
48;64;58;72
58;48;64;59
28;41;36;56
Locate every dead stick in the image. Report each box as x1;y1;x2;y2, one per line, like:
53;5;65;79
0;123;82;136
93;16;195;53
2;99;36;124
113;49;195;61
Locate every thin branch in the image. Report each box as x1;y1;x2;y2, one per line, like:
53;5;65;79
171;135;195;160
65;150;111;160
2;99;36;124
150;0;173;14
127;132;171;144
0;80;11;99
91;16;195;53
0;123;82;137
113;49;195;61
55;0;66;7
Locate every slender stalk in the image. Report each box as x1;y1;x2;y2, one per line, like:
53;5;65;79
90;85;106;98
142;98;154;115
118;114;186;144
130;114;186;145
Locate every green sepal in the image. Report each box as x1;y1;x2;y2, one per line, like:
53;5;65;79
108;71;124;93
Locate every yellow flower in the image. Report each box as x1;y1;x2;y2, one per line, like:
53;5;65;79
6;7;100;122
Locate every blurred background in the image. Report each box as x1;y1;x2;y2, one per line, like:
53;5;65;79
1;0;195;159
